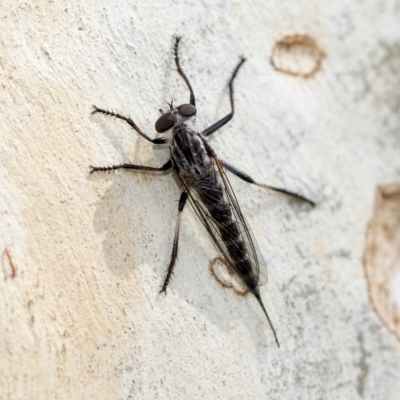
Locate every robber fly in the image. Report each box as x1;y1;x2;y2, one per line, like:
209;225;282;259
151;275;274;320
90;37;315;347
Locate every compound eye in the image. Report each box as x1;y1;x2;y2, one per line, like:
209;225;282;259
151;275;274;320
155;112;177;133
177;104;196;117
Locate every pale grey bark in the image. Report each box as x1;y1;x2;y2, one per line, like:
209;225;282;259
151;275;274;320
1;1;400;399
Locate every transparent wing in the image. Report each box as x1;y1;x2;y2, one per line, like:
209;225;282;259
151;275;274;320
178;156;268;289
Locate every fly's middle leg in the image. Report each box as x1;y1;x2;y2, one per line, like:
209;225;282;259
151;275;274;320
160;192;188;293
202;57;246;137
90;160;172;174
220;160;315;206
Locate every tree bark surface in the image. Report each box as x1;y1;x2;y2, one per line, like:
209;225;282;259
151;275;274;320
1;1;400;399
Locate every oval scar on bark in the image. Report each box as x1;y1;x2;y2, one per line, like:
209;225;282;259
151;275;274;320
209;256;248;296
363;183;400;342
271;34;326;79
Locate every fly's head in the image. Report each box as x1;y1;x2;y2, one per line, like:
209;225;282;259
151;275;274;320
155;102;197;134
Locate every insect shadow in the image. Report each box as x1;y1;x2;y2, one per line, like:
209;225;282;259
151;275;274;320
90;36;315;347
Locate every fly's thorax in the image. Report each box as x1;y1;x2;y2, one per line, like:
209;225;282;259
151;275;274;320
170;122;211;178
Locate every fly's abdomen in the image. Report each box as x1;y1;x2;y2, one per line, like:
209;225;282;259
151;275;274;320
195;170;258;290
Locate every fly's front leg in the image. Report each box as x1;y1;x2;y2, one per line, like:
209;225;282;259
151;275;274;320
92;106;167;144
90;160;172;173
160;192;188;293
220;160;315;206
174;37;195;106
202;58;246;137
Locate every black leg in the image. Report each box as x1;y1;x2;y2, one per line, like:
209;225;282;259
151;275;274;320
160;192;188;293
202;58;246;137
174;37;195;106
92;106;167;144
221;160;315;206
90;160;172;174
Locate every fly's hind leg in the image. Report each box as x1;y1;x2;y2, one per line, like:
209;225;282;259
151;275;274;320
220;160;315;206
202;57;246;137
160;192;188;293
